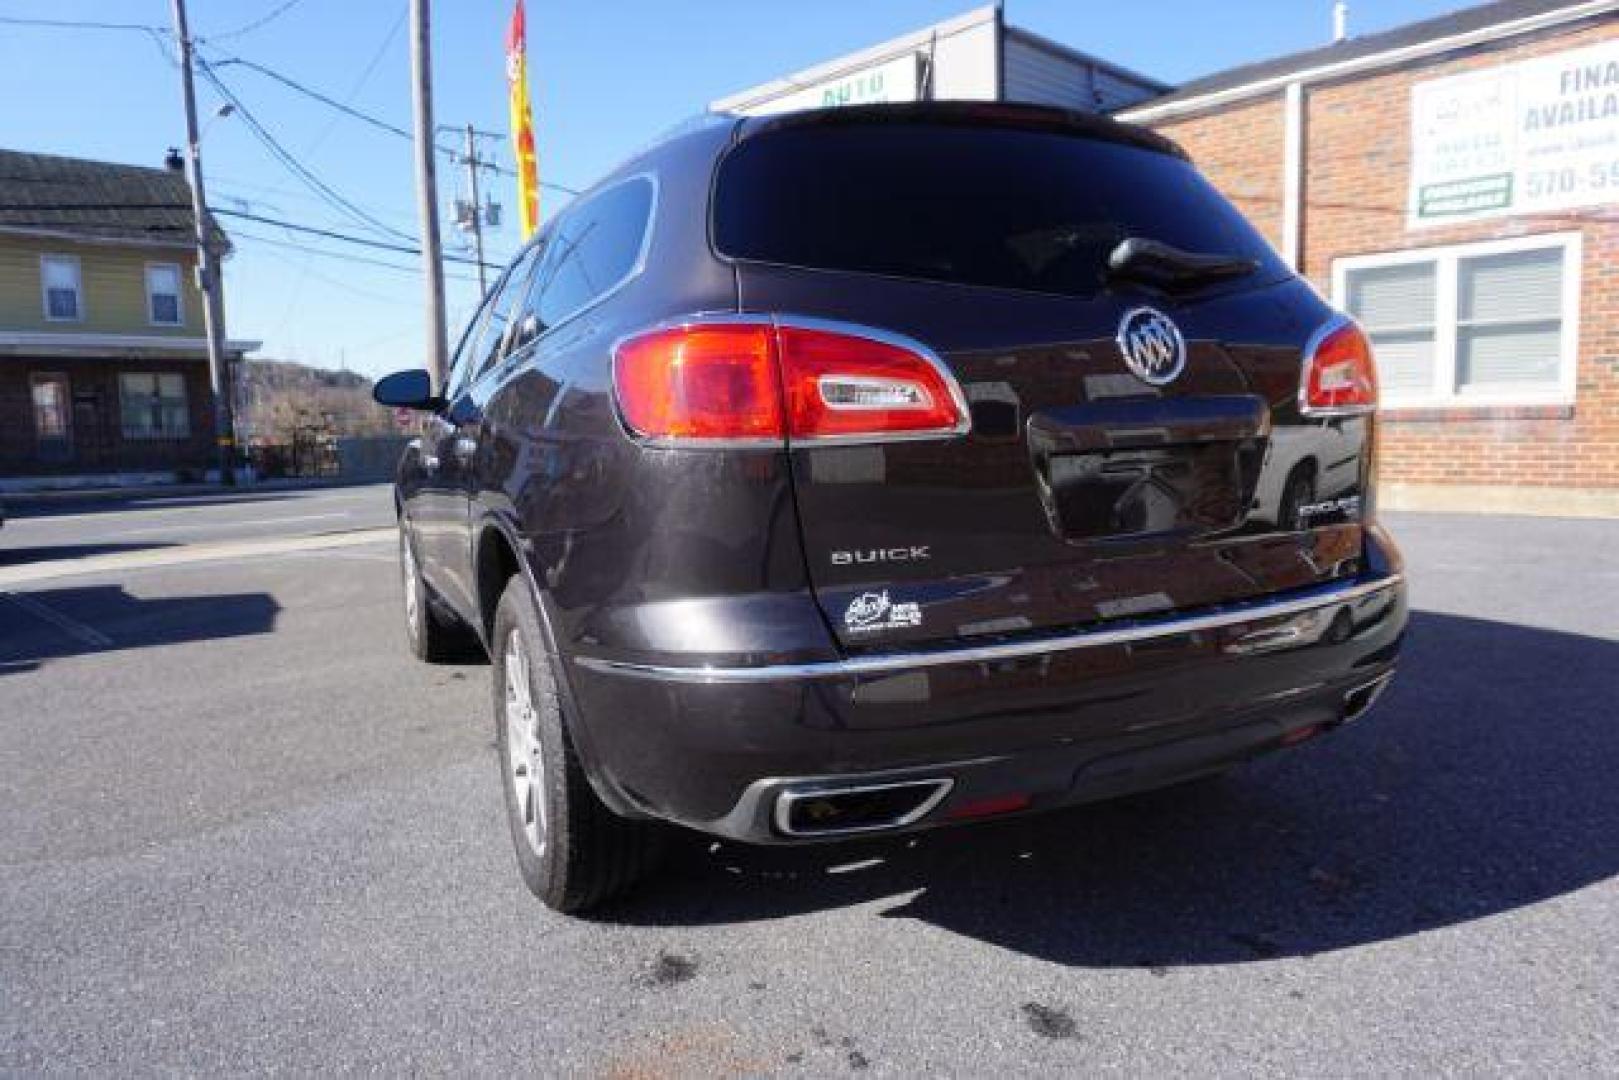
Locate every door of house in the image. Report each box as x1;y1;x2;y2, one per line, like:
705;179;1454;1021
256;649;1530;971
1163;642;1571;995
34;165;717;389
30;373;73;463
73;388;104;468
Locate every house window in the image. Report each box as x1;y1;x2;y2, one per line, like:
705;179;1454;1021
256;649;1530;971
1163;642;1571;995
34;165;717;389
146;263;184;325
1334;233;1580;409
120;372;190;439
41;255;83;321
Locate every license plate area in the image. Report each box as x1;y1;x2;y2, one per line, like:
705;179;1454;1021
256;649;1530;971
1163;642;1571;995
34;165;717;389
1044;442;1259;541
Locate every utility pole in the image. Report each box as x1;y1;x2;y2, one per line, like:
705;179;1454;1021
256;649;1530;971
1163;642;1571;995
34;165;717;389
170;0;237;486
408;0;449;392
464;125;488;295
443;124;504;296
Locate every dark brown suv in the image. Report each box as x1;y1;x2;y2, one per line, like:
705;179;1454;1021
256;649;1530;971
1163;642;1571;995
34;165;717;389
376;103;1407;912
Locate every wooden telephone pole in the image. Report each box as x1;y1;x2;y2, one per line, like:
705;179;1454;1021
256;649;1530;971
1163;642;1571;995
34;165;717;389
169;0;238;485
408;0;449;392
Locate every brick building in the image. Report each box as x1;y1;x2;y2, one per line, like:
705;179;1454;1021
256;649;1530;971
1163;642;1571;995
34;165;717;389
1120;0;1619;514
0;149;256;489
719;0;1619;514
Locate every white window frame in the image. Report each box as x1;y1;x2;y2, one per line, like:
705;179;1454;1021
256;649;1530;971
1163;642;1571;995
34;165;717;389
1331;231;1582;410
118;371;191;440
40;254;84;323
145;262;185;326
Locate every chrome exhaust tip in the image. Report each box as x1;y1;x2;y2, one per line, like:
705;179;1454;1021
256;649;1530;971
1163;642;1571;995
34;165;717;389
774;778;954;838
1343;672;1395;722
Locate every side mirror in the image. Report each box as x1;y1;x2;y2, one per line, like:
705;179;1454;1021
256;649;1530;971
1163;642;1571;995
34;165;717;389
372;369;441;411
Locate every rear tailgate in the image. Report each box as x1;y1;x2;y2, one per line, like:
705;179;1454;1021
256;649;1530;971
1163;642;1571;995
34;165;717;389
716;111;1372;652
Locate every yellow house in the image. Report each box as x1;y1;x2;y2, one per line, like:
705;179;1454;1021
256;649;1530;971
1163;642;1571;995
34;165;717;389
0;148;257;486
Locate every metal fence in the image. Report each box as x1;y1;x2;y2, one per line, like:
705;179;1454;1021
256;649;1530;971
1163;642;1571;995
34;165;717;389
246;435;408;482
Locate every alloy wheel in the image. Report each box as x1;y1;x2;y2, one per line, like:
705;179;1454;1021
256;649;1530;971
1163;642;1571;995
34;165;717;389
401;533;421;628
504;629;547;856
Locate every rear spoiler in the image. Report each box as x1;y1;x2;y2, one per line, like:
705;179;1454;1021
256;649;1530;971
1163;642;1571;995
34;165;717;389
730;101;1187;161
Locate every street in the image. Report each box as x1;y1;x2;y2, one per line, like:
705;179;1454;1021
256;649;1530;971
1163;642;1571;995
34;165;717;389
3;499;1617;1075
1;484;395;555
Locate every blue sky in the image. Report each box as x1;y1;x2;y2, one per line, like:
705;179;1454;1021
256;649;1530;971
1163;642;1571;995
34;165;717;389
2;0;1467;378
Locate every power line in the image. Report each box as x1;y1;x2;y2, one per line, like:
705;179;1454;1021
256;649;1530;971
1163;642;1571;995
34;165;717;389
301;5;408;158
213;206;501;269
0;14;178;66
0;15;164;32
201;0;308;43
200;47;582;196
231;228;482;288
0;12;583;201
211;55;418;144
197;59;422;245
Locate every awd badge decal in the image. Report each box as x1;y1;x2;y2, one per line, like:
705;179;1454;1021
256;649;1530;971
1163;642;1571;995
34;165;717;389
843;589;922;634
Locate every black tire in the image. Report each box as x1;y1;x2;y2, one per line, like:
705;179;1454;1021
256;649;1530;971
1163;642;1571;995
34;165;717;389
1278;466;1316;532
490;575;659;912
399;525;478;663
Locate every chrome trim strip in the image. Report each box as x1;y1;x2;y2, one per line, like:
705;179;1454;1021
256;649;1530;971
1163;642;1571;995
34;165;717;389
773;778;955;838
574;573;1405;684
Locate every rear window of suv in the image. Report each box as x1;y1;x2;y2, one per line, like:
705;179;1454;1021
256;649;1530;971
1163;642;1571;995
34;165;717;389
713;123;1286;299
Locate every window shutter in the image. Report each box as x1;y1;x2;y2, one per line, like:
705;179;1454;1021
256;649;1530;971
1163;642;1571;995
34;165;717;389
1346;262;1436;397
1368;332;1436;395
1346;262;1435;330
1459;248;1562;323
1456;248;1563;391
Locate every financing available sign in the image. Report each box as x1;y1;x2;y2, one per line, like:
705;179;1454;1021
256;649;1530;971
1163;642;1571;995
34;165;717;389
1409;38;1619;226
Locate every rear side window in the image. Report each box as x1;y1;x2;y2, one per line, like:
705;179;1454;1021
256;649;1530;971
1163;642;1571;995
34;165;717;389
713;124;1284;299
528;175;654;330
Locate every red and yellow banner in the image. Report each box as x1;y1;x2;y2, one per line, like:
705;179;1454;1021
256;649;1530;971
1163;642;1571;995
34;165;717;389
505;0;539;239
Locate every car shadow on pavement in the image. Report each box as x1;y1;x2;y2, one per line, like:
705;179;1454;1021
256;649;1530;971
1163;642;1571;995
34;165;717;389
0;542;177;566
604;609;1619;967
0;584;280;672
1;487;376;521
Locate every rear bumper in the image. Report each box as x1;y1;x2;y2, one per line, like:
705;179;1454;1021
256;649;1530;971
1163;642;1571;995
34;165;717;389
566;570;1407;842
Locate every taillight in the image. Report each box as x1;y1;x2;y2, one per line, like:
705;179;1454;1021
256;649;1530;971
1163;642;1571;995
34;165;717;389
612;318;968;445
778;324;966;441
612;323;782;442
1301;317;1378;417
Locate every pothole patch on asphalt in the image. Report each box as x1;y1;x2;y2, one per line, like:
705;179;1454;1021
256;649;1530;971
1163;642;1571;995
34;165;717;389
1021;1001;1080;1040
647;950;698;986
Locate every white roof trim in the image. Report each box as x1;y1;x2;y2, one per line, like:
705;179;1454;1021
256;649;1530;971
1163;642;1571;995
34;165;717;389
0;331;259;356
711;4;1000;113
1118;0;1619;123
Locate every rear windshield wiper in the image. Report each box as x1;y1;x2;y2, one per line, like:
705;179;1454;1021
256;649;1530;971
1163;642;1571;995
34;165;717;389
1106;237;1259;292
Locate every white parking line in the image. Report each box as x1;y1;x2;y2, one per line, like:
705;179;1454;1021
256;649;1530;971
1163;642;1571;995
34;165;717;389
0;591;113;648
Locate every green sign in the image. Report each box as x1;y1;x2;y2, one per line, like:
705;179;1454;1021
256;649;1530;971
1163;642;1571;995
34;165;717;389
1417;174;1513;219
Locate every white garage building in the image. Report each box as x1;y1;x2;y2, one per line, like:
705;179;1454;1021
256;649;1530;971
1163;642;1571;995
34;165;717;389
711;5;1167;117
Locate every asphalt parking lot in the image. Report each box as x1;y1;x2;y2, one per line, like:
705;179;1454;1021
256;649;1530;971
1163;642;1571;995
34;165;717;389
2;496;1617;1075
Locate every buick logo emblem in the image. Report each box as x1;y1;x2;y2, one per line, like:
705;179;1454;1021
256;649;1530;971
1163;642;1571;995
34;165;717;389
1115;307;1187;386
